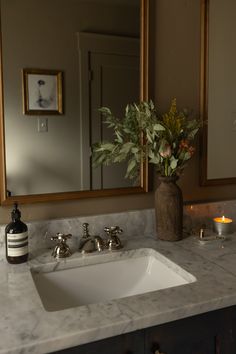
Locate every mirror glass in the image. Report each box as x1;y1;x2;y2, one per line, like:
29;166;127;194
201;0;236;185
0;0;148;203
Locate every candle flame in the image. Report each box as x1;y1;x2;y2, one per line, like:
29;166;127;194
214;216;233;223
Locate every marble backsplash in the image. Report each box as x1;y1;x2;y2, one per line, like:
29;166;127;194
0;209;155;260
1;199;236;260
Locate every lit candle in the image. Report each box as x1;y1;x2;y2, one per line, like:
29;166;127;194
213;215;233;235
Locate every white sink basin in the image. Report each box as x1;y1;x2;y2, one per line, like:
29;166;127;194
31;249;196;312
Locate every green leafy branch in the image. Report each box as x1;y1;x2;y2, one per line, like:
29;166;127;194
92;99;201;178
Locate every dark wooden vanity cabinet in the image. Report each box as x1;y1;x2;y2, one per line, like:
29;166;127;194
55;306;236;354
55;330;144;354
145;311;220;354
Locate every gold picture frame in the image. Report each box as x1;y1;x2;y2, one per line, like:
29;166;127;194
22;68;63;115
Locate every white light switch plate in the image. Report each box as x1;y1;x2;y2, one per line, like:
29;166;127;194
37;118;48;133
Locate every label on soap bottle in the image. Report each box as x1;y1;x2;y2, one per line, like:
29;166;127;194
7;231;28;257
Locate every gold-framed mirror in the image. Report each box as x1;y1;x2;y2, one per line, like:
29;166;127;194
0;0;150;205
200;0;236;186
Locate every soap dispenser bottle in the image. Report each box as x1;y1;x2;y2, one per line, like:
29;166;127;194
5;203;28;264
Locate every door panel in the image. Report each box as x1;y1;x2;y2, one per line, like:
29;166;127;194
90;52;139;189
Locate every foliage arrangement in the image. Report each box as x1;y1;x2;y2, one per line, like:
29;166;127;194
92;98;201;178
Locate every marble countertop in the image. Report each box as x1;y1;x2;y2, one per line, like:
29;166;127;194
1;234;236;354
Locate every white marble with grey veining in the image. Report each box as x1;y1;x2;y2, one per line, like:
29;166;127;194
1;199;236;260
1;232;236;354
1;201;236;353
0;209;156;260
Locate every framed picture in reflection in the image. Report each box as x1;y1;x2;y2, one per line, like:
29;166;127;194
22;68;63;115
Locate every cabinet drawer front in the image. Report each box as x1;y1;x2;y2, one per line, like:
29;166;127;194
55;330;144;354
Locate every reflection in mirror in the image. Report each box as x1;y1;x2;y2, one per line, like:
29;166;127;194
0;0;149;204
200;0;236;185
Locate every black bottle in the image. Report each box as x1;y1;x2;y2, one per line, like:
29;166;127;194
5;203;28;264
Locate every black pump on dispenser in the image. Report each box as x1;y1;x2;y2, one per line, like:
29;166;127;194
11;203;21;220
5;203;28;264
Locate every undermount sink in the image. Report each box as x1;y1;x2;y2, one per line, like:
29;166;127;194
31;248;196;312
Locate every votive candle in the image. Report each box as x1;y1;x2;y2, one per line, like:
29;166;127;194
213;215;233;235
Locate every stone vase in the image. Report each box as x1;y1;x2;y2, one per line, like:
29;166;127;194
155;176;183;241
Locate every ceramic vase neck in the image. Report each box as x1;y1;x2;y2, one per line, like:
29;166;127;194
158;176;179;183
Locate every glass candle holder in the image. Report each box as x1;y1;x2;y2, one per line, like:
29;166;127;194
213;216;233;236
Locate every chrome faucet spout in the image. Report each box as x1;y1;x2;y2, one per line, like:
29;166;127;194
79;223;105;253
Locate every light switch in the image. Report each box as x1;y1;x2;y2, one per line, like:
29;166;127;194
233;119;236;131
37;117;48;133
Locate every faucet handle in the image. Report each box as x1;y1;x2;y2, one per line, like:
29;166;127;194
51;233;72;259
104;226;123;237
104;226;123;250
51;233;72;243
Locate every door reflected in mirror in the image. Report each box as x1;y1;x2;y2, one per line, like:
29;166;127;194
0;0;150;203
